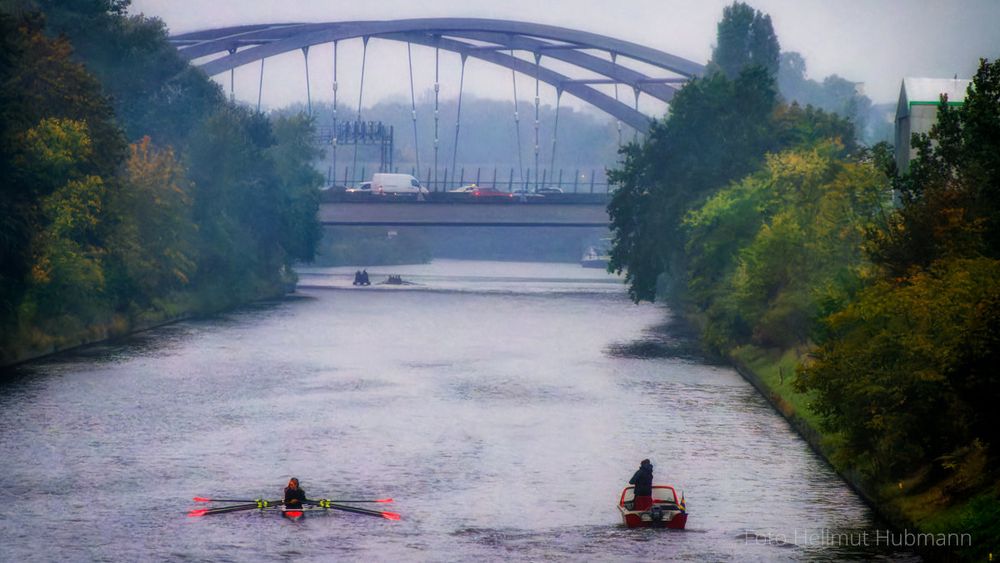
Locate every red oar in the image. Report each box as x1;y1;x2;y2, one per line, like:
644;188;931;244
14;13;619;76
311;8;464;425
188;502;264;517
192;497;280;503
194;497;390;503
308;500;400;520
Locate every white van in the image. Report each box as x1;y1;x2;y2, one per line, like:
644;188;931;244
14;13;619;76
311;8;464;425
371;173;428;195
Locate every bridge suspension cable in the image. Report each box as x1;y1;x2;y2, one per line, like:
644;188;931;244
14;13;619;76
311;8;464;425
257;57;264;112
510;49;524;183
533;52;541;191
451;54;467;188
302;46;312;115
352;36;369;182
228;47;236;102
550;87;562;178
331;41;338;183
612;52;622;148
632;86;641;143
433;42;440;191
407;43;420;175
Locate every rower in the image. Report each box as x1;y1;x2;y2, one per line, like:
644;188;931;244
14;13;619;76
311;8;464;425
284;477;308;508
629;459;654;511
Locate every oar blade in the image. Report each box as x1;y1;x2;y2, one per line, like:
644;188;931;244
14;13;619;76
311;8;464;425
187;509;209;517
381;511;401;521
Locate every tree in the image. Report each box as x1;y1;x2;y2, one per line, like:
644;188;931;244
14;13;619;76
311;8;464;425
0;11;123;324
870;58;1000;277
708;2;780;80
19;118;109;320
607;66;779;302
796;257;1000;477
684;143;888;350
36;0;225;146
103;137;197;309
268;114;323;266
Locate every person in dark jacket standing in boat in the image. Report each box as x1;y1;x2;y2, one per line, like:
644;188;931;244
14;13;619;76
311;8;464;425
629;459;654;511
284;477;308;508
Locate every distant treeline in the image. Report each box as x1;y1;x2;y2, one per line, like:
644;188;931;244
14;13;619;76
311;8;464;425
0;2;321;363
610;2;1000;557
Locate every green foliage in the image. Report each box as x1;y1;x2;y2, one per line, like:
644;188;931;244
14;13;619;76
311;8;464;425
35;0;224;145
185;107;322;301
796;257;1000;477
0;11;123;321
772;102;858;154
956;494;1000;561
797;60;1000;481
15;116;110;320
607;66;780;303
685;144;888;350
871;58;1000;276
708;1;780;79
268;114;323;265
607;57;859;306
1;5;321;361
608;3;865;305
104;137;197;309
27;174;108;319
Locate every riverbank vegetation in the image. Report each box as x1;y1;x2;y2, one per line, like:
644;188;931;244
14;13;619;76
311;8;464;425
608;1;999;557
0;2;321;364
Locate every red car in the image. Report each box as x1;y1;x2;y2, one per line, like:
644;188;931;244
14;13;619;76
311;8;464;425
471;187;513;198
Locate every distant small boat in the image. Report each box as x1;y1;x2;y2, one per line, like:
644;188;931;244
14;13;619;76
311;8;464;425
581;246;609;269
617;484;688;529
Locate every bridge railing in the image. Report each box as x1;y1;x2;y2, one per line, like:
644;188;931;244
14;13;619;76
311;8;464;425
324;164;614;194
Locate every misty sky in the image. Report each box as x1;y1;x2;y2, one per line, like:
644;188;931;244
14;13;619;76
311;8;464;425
130;0;1000;123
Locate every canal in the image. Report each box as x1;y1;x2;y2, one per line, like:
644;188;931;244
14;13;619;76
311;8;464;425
0;260;915;561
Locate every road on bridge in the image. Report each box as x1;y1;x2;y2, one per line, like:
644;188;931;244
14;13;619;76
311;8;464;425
318;201;611;227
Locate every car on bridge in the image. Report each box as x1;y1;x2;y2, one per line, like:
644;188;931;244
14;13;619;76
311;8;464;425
512;189;545;199
471;186;514;199
373;173;429;196
449;184;480;193
536;186;564;195
345;181;372;194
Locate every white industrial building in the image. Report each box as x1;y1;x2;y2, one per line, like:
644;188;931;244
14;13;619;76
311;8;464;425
895;77;971;172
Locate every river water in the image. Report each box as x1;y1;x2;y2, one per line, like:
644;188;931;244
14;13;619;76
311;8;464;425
0;260;916;561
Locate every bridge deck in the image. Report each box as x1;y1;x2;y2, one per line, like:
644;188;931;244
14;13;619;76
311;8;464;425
319;201;610;227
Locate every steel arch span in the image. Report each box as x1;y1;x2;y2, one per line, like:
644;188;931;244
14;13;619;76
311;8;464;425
168;18;705;133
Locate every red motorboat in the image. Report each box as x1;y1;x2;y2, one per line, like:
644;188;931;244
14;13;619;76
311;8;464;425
617;484;688;529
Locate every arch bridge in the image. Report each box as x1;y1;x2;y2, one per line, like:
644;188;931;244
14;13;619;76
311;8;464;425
169;18;704;135
169;19;704;227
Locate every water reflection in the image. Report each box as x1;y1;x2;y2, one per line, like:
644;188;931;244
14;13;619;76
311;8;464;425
0;260;917;561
